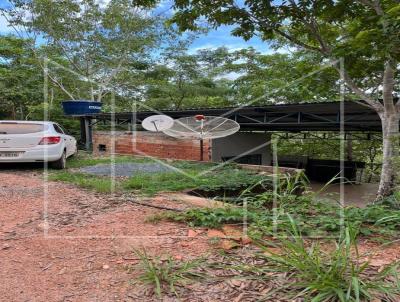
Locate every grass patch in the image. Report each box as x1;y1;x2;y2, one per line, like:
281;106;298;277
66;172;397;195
226;218;400;301
49;171;119;193
61;155;274;196
66;153;149;168
124;171;198;195
129;249;206;298
129;218;400;301
156;192;400;239
123;165;268;196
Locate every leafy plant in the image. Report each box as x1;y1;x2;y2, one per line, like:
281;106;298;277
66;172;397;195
154;206;259;228
377;191;400;209
131;249;206;298
159;189;400;239
257;216;400;302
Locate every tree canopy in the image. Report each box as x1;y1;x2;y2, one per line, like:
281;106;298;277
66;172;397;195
167;0;400;198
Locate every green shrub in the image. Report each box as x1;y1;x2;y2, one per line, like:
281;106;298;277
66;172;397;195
158;191;400;239
155;206;260;228
256;217;400;301
130;249;206;298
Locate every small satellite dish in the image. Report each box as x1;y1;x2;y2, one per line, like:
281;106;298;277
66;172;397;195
163;116;240;161
142;115;174;132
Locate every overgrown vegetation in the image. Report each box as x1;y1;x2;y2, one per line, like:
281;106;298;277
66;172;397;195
123;164;268;196
129;249;206;298
55;155;400;240
65;154;149;169
51;172;118;193
256;218;400;301
51;154;272;196
156;191;400;240
131;219;400;301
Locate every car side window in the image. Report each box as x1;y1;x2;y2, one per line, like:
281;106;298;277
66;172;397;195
53;124;64;134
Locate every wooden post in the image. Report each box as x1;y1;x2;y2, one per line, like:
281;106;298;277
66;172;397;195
80;117;93;151
200;139;204;161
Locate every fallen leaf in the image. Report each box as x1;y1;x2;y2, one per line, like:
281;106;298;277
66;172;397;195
207;229;226;238
241;236;252;245
222;225;242;240
220;239;239;251
188;229;201;238
1;243;11;250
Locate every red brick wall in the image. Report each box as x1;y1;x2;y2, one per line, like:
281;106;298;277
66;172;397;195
93;131;211;161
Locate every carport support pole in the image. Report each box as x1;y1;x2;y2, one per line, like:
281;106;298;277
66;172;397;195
80;117;93;151
200;139;204;161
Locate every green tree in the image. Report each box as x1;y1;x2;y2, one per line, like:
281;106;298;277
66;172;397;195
169;0;400;198
145;46;233;109
5;0;165;102
0;35;43;119
226;49;339;104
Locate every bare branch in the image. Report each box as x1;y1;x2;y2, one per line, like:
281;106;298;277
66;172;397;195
97;53;128;101
285;0;331;54
45;73;75;100
356;0;384;15
272;28;323;53
245;8;324;53
335;65;383;112
52;40;85;75
308;19;332;55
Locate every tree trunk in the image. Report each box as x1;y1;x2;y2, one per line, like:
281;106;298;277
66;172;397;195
376;60;399;199
377;112;400;199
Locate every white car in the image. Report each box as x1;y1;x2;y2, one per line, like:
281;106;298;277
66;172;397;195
0;121;77;169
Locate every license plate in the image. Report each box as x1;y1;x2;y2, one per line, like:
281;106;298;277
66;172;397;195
0;152;22;158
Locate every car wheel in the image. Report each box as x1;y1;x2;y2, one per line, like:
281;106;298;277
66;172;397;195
51;151;66;169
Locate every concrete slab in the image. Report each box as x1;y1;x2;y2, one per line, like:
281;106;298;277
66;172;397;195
309;182;379;207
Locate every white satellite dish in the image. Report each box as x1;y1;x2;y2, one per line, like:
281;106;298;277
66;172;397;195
142;115;174;132
163;115;240;140
163;115;240;161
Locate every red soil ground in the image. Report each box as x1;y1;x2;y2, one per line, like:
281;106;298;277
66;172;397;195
0;171;211;301
1;170;399;301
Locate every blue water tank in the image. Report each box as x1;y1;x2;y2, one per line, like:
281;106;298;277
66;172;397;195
62;100;102;116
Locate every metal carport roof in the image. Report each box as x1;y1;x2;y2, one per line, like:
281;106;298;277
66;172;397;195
89;101;384;132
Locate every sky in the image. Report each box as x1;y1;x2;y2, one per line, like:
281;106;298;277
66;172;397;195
154;0;271;54
0;0;271;54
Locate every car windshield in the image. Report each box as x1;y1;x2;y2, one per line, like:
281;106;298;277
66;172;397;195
0;123;48;134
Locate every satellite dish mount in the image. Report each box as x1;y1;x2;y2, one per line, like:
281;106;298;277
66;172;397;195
195;115;206;161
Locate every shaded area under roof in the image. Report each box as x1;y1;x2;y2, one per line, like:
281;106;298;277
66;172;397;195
90;101;385;132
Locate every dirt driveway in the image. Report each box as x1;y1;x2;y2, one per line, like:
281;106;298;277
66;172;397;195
0;169;210;302
2;168;400;302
